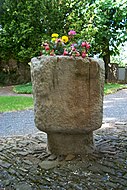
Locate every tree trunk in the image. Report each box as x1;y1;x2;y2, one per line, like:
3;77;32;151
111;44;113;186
103;47;110;83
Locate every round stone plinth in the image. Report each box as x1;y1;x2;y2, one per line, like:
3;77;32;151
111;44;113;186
47;133;94;155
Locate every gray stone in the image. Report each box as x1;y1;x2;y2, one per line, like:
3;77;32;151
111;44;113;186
0;127;127;189
23;160;33;165
16;151;28;156
31;56;105;155
15;182;32;190
39;160;59;170
0;162;11;168
47;154;57;161
3;179;11;186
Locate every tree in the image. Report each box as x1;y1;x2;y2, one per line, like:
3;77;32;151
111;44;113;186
67;0;127;81
0;0;44;62
0;0;5;21
92;0;127;81
0;0;71;63
111;42;127;66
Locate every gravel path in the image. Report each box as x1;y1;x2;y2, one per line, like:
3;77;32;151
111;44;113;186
103;89;127;123
0;110;38;137
0;88;127;137
0;86;37;137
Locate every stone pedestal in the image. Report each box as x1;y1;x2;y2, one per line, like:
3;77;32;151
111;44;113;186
31;56;105;155
47;133;93;155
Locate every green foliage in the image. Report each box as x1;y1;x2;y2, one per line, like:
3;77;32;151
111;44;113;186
111;42;127;66
41;32;91;57
67;0;127;58
0;0;126;66
104;83;127;95
0;96;33;112
0;0;42;61
0;0;71;62
40;0;70;35
13;82;32;94
92;0;127;56
0;0;5;22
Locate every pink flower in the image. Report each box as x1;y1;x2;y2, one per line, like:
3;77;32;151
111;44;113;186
43;43;49;47
85;43;90;49
63;50;68;55
45;46;50;51
81;52;86;58
72;46;76;51
81;42;86;47
75;52;80;57
68;30;76;35
56;38;62;43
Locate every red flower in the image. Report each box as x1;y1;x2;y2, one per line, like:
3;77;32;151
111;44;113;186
72;47;76;51
81;52;86;58
45;46;50;51
63;50;68;55
85;43;90;49
81;42;86;47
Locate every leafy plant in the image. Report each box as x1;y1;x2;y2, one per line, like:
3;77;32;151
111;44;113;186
41;30;91;58
0;0;71;62
67;0;127;80
104;83;127;95
13;82;32;94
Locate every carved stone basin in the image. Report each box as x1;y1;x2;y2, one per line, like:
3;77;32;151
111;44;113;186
31;56;105;155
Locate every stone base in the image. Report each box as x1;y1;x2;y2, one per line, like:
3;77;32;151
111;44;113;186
47;133;94;155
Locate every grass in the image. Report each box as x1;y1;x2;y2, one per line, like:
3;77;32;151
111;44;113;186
104;83;127;95
0;82;126;112
0;96;33;112
13;82;32;94
13;82;127;95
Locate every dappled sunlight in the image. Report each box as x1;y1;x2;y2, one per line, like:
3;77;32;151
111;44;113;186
103;105;112;109
103;116;117;122
113;97;127;100
103;100;113;103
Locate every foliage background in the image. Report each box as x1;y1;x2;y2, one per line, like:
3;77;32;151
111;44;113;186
0;0;127;84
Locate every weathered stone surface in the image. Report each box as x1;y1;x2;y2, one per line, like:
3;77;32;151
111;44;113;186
65;154;75;161
31;56;104;133
47;132;94;155
31;56;105;154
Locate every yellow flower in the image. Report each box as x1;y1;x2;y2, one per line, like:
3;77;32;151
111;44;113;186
62;36;69;43
51;33;59;38
51;37;56;42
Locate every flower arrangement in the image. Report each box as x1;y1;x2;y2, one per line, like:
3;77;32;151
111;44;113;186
41;30;90;58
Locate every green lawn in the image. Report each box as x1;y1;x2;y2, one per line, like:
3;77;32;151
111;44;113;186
0;96;33;112
0;82;127;112
13;82;32;94
104;83;127;95
13;82;127;95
